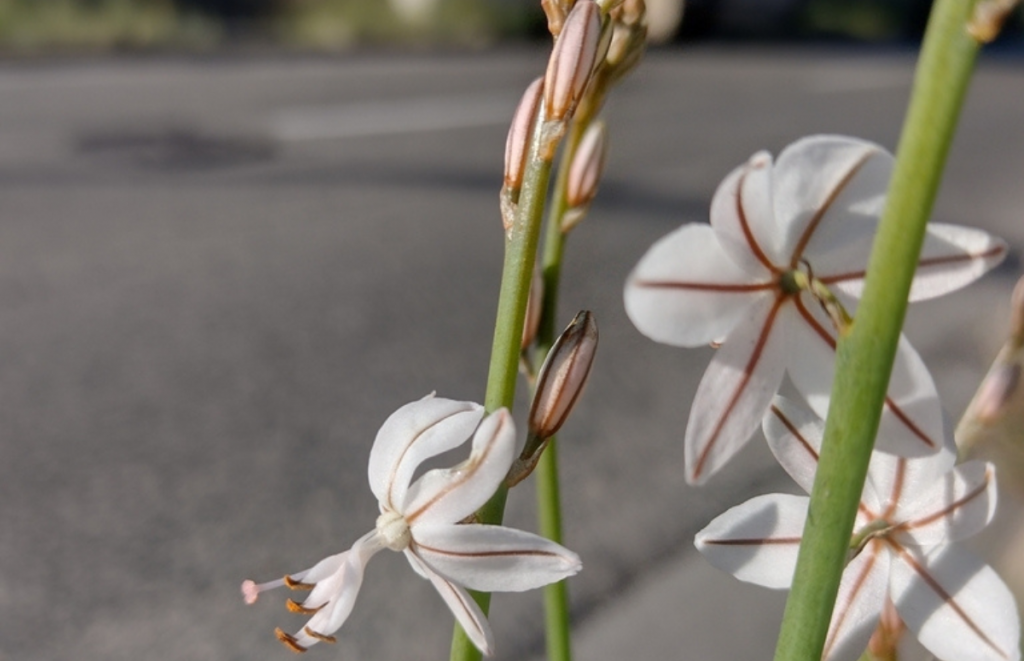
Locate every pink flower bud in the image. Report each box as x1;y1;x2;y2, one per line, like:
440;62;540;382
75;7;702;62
543;0;602;122
522;267;544;350
528;310;599;440
504;77;544;191
1011;274;1024;346
566;121;608;209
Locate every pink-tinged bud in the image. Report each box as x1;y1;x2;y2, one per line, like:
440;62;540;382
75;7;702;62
1011;274;1024;346
522;267;544;350
528;310;598;440
503;77;544;191
974;362;1021;424
544;0;602;122
566;121;608;209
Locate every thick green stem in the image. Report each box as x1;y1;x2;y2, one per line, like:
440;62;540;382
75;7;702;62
448;111;555;661
772;2;981;660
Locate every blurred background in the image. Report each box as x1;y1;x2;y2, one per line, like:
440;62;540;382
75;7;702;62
0;0;1021;52
1;2;1024;661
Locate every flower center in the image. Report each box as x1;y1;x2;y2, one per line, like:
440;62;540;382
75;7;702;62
376;510;412;551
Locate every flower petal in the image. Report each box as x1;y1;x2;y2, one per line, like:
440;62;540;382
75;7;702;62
894;461;997;547
711;154;784;272
772;135;891;267
787;297;948;458
685;296;788;484
406;550;496;656
402;408;515;525
286;535;378;651
624;223;772;347
694;493;808;589
891;544;1020;661
367;395;484;511
821;541;890;661
827;223;1008;302
762;395;826;495
410;523;581;592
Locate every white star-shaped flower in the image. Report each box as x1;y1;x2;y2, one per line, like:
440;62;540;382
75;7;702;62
695;397;1019;661
624;134;1006;484
242;395;582;655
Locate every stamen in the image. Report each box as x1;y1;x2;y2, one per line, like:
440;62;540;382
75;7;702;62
275;628;308;653
286;599;324;615
241;577;287;604
304;627;338;644
284;575;315;591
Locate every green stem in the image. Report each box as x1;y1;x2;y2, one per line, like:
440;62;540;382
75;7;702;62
531;118;587;661
772;2;981;660
448;111;556;661
537;438;571;661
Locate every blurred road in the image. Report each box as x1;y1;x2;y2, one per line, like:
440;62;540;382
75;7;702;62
0;47;1020;661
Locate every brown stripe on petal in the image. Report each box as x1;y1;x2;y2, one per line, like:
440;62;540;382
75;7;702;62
736;168;779;273
790;147;877;267
632;280;777;293
286;599;323;615
385;406;476;510
823;545;882;659
404;413;509;524
769;404;820;463
890;544;1009;659
819;244;1007;287
304;627;338;644
880;458;907;520
899;468;992;532
692;296;785;481
415;540;565;559
701;536;802;546
793;297;936;452
275;628;308;654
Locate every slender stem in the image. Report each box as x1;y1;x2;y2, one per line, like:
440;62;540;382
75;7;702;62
448;109;556;661
772;2;981;660
532;118;587;661
537;439;572;661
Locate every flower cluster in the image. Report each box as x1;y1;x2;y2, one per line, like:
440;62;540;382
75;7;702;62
242;395;581;655
624;134;1019;661
625;135;1005;484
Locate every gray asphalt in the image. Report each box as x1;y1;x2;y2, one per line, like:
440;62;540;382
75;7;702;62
0;47;1021;661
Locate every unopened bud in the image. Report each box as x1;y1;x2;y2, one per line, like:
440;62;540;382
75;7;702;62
528;310;599;440
1010;274;1024;346
544;0;602;122
522;267;544;350
541;0;573;37
605;0;647;84
974;362;1021;424
504;77;544;192
566;121;608;210
969;0;1021;43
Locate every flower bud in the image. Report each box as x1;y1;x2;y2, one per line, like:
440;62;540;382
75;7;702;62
544;0;602;122
1010;273;1024;346
974;362;1021;424
521;267;544;350
503;77;544;192
541;0;573;37
528;310;598;440
566;121;608;210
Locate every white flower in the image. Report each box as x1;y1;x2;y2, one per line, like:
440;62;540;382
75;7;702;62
694;397;1019;661
242;395;582;655
624;135;1006;484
